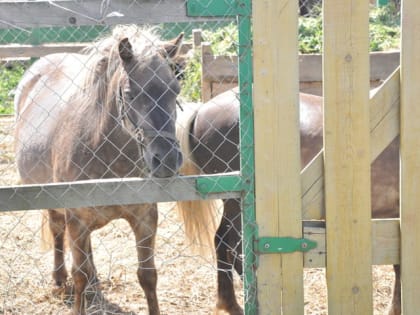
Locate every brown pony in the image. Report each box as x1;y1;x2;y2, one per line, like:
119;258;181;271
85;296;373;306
177;87;400;315
14;26;184;315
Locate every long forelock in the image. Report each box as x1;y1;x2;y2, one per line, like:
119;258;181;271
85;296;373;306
79;25;163;145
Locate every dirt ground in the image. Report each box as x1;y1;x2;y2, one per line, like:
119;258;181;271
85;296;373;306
0;116;395;314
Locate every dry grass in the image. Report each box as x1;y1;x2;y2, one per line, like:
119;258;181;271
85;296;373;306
0;116;395;314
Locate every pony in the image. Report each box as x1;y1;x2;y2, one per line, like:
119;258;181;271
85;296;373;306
14;25;184;315
176;87;400;315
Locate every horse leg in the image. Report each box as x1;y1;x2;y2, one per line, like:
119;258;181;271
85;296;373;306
48;209;68;287
66;211;97;315
126;204;160;315
226;199;243;277
214;199;243;315
388;264;401;315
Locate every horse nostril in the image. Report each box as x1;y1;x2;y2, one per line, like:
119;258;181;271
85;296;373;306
152;154;162;169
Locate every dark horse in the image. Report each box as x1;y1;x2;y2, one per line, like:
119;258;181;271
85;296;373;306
177;87;400;315
14;26;184;315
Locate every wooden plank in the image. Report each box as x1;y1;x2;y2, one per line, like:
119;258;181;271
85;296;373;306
0;43;87;58
0;42;193;59
304;219;400;268
202;55;238;81
370;67;400;160
0;0;220;29
299;51;399;83
323;0;372;313
400;0;420;313
302;68;400;220
0;174;241;212
253;0;303;314
201;52;399;84
200;42;213;102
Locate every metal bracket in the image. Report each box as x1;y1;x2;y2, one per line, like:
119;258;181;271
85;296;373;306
255;237;317;254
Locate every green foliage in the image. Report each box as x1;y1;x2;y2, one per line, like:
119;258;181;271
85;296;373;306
298;3;401;53
298;15;323;54
180;52;202;102
369;4;401;51
0;62;26;114
180;23;238;102
200;23;238;56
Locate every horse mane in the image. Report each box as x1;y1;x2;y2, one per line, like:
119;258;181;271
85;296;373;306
79;25;163;146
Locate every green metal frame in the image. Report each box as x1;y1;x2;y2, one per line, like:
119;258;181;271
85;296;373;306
187;1;257;313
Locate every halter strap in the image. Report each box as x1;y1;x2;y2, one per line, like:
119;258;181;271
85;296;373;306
117;88;178;144
138;128;178;143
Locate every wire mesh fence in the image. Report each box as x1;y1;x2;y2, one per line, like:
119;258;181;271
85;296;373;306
0;1;248;315
0;0;403;314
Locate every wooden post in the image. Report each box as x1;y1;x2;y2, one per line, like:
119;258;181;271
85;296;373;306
323;0;373;313
201;42;213;102
253;0;302;313
400;0;420;313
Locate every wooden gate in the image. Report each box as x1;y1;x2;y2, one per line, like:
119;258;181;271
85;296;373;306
253;0;420;314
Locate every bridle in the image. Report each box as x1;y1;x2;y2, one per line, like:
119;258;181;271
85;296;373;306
117;87;179;146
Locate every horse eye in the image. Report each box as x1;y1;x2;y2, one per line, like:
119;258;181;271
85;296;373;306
124;90;135;100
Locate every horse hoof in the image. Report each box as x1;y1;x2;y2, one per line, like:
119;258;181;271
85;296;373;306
214;305;244;315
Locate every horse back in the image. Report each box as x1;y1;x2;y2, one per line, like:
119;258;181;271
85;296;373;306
14;53;88;184
190;89;324;173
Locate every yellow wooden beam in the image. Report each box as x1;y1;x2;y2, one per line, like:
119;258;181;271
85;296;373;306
323;0;372;313
400;0;420;313
253;0;302;313
304;219;400;268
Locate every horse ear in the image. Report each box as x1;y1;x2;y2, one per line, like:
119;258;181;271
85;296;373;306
162;33;184;59
118;38;133;62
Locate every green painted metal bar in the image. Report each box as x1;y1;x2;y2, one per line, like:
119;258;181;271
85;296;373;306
377;0;389;6
196;174;243;197
237;2;257;314
256;237;317;254
187;0;238;17
188;0;257;312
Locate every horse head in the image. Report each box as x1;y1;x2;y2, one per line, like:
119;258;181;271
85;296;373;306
117;33;184;178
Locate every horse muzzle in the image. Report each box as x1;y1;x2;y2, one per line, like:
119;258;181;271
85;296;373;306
143;134;183;178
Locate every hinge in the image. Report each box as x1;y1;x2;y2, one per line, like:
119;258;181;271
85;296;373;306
255;237;317;254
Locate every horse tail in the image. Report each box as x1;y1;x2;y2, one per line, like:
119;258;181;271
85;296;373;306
40;209;68;251
176;103;221;256
40;210;53;251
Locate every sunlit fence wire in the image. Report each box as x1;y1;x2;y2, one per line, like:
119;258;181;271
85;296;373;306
0;1;251;314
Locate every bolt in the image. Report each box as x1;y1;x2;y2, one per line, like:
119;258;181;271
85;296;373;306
264;243;270;249
69;16;77;25
301;242;308;249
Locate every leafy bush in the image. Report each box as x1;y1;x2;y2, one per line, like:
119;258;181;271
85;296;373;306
180;23;238;102
299;3;400;53
0;62;26;114
181;4;401;101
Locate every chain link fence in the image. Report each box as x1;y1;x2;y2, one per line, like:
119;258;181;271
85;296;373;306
0;1;248;314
